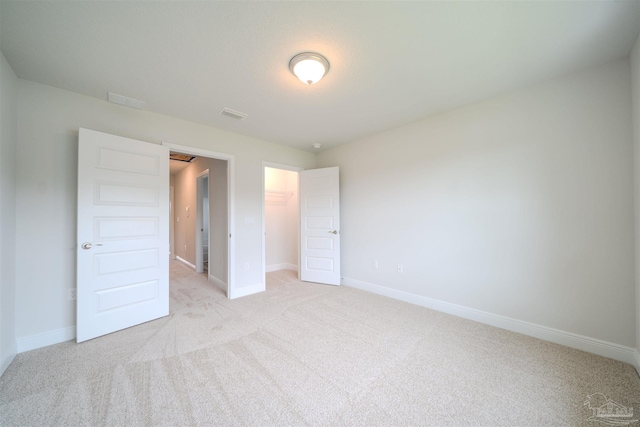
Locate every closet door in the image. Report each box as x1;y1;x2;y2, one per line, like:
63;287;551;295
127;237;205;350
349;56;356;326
300;167;340;286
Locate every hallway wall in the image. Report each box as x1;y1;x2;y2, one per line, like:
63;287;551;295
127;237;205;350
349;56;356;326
173;157;228;285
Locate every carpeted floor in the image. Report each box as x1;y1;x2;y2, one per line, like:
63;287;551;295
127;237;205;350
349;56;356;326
1;260;639;426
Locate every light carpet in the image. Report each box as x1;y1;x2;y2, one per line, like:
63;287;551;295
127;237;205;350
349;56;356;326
1;260;639;426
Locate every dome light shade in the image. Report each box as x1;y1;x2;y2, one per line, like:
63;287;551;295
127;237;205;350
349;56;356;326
289;52;330;85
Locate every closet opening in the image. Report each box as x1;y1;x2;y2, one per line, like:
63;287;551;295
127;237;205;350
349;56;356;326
262;163;301;289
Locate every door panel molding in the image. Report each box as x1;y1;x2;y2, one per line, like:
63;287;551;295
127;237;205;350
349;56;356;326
77;128;169;342
300;166;341;286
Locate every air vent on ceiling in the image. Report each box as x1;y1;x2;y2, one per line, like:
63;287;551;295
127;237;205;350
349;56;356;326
169;152;197;163
107;92;146;110
219;107;248;120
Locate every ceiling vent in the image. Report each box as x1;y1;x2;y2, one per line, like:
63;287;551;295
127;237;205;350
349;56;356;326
219;107;248;120
108;92;146;110
169;152;197;163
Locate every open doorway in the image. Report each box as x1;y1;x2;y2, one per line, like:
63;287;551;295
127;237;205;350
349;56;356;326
168;144;233;298
263;163;301;288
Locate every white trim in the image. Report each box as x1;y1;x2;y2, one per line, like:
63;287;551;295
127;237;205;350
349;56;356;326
1;352;16;376
266;264;282;273
229;282;263;299
342;277;637;366
176;256;196;270
195;169;209;274
16;326;75;353
208;274;227;292
163;143;233;163
266;263;298;273
169;186;175;260
163;142;235;300
286;263;298;272
263;161;305;173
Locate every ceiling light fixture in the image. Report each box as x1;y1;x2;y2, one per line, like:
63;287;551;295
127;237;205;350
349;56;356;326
313;143;322;149
289;52;330;85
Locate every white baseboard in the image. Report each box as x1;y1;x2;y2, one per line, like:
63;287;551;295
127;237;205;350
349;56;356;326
176;256;196;270
342;277;636;366
633;350;640;377
229;282;264;299
16;326;76;353
208;274;227;292
266;263;298;273
1;351;16;377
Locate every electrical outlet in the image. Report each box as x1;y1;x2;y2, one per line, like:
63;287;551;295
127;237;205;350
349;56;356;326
244;262;250;271
397;264;403;273
68;288;77;301
372;260;379;269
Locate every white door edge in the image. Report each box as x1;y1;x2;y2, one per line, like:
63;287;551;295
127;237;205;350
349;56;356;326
195;169;209;274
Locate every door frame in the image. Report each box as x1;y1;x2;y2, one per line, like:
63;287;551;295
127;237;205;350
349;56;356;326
170;185;175;260
262;161;303;289
195;169;209;274
163;142;235;298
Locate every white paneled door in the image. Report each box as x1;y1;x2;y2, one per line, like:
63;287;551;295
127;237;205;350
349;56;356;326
76;128;169;343
300;167;341;285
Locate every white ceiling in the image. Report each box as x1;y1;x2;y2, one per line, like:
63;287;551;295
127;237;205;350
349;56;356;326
1;1;639;152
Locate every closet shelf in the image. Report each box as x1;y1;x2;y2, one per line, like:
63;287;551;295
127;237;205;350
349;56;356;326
265;190;294;205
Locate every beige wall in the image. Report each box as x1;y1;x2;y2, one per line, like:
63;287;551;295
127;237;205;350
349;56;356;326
209;159;228;282
318;59;635;347
0;50;18;374
173;157;228;284
632;25;640;362
3;49;639;364
14;79;315;342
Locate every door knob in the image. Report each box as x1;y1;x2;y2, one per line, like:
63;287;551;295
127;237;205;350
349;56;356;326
81;242;103;250
328;230;338;234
